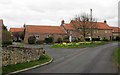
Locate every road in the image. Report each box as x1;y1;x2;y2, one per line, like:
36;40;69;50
17;42;119;73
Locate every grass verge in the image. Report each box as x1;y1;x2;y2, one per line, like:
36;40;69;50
114;47;120;67
2;54;52;75
52;41;107;48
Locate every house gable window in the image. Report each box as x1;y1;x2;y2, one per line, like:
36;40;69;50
105;30;107;33
35;35;40;39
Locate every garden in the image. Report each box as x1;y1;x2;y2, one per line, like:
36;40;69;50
52;41;107;48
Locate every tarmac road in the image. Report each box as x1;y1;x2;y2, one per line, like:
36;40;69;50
17;42;119;73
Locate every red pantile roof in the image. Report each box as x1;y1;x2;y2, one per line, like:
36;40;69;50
96;22;112;29
110;26;120;32
26;25;67;34
10;28;24;32
63;21;112;30
63;23;74;30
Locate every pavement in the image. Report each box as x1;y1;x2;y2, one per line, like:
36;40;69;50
14;42;119;73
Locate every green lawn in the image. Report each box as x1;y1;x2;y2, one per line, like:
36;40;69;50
114;47;120;66
52;41;107;48
2;54;52;75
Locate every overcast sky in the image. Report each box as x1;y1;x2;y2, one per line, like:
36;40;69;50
0;0;119;29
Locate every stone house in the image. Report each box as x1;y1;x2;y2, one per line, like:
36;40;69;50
23;25;67;43
0;19;4;42
62;20;113;41
61;20;82;42
0;19;8;41
110;26;120;40
92;21;113;40
0;19;7;30
9;28;24;42
9;20;119;43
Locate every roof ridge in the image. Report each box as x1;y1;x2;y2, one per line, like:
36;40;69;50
26;25;60;27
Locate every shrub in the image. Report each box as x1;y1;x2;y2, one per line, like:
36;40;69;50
44;37;54;44
92;38;100;41
72;39;78;42
85;38;90;41
36;40;44;44
102;39;109;41
57;38;63;43
63;40;70;43
20;31;25;41
63;36;69;40
2;30;12;46
78;38;81;42
28;36;36;44
116;36;120;41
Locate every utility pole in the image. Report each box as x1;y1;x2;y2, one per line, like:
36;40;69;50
90;9;92;21
90;9;93;41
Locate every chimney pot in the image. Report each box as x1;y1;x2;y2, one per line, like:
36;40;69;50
61;20;65;26
104;20;107;23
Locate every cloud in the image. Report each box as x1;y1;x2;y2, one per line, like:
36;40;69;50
0;0;119;29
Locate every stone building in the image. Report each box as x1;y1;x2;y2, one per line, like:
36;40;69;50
9;20;120;43
62;20;113;41
110;26;120;40
23;25;67;43
9;28;24;42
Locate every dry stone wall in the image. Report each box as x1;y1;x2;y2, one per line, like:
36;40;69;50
2;46;45;66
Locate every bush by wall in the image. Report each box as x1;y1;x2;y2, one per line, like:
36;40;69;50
36;40;44;44
85;38;90;41
116;36;120;41
57;38;63;43
28;36;36;44
102;39;109;41
92;38;100;41
2;30;12;46
44;37;54;44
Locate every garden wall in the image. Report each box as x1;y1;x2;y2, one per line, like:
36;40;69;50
2;46;45;66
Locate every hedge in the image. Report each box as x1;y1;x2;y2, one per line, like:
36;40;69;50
2;30;12;45
28;36;36;44
44;37;54;43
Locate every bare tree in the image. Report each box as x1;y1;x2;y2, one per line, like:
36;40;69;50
70;13;97;41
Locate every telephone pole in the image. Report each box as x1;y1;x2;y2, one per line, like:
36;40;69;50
90;9;92;21
90;9;93;41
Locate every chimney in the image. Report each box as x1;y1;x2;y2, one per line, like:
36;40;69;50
90;9;92;21
104;20;107;24
78;17;81;21
75;18;78;21
23;23;26;27
61;20;65;26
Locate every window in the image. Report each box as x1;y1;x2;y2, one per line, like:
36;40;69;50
105;30;107;33
35;35;40;39
46;35;52;38
96;30;98;33
70;31;72;34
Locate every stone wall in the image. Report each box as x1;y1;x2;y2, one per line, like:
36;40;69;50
2;46;45;66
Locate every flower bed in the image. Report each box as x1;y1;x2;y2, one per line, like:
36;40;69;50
52;41;105;48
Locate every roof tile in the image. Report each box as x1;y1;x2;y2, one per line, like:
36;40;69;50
26;25;67;34
10;28;24;32
63;21;112;30
110;26;120;32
